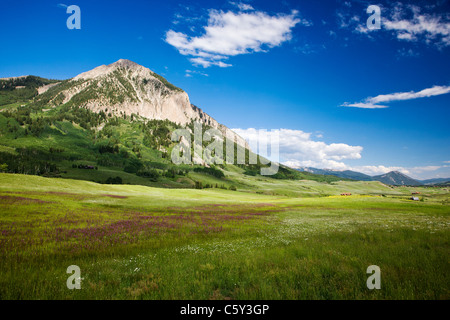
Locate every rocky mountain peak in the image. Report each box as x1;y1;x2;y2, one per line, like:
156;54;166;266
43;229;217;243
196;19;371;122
73;59;150;81
36;59;249;149
112;59;141;68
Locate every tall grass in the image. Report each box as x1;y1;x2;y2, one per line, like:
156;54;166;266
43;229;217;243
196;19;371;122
0;174;448;299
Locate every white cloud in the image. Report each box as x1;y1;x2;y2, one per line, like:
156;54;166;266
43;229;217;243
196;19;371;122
185;69;209;77
352;165;411;176
410;165;446;173
351;3;450;47
230;2;254;11
342;102;390;109
342;85;450;109
397;48;419;58
189;57;232;68
232;128;450;179
294;43;320;55
165;9;306;67
337;12;361;29
367;85;450;103
383;9;450;47
232;128;363;169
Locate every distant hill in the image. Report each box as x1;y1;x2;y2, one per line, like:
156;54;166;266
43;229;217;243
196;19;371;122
434;181;450;187
372;171;423;186
0;75;60;106
420;178;450;185
295;167;434;186
296;167;373;181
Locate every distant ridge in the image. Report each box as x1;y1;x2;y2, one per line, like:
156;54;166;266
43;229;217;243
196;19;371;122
295;167;431;186
372;171;423;186
32;59;249;149
421;178;450;185
0;75;29;80
295;167;373;181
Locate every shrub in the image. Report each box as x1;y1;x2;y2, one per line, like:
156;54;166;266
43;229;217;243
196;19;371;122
193;166;224;178
105;176;122;184
137;169;160;182
195;181;203;189
0;163;8;173
244;169;257;176
124;158;143;173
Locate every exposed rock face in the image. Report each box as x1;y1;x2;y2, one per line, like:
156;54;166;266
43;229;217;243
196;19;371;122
0;75;29;80
50;59;248;149
37;82;60;94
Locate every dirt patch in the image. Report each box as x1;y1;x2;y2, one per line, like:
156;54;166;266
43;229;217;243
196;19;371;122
0;195;53;204
164;203;280;216
101;194;128;199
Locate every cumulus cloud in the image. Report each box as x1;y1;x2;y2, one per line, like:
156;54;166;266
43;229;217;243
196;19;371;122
410;165;446;173
232;128;449;179
350;3;450;47
382;5;450;47
342;85;450;109
165;8;307;67
353;165;449;179
232;128;363;169
351;165;410;176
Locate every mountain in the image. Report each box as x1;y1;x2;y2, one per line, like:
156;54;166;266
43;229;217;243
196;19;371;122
295;167;432;186
296;167;373;181
0;59;347;190
34;59;248;149
420;178;450;185
0;75;60;106
372;171;423;186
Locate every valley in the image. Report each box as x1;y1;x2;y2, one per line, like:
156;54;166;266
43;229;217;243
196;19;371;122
0;60;448;301
0;173;448;299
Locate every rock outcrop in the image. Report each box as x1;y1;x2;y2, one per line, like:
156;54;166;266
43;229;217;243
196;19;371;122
43;59;248;149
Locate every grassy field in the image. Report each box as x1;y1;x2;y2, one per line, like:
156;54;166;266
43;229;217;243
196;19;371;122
0;173;448;299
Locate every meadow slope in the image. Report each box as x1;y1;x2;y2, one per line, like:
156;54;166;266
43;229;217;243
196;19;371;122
0;173;449;299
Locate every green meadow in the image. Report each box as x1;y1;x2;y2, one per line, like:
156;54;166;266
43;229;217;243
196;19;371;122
0;173;448;299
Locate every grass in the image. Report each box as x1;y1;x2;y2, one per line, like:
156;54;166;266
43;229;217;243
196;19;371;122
0;173;448;299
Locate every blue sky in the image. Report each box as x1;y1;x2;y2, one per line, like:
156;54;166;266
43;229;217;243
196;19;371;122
0;0;449;179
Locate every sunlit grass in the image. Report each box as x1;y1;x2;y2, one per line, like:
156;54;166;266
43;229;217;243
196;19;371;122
0;174;448;299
